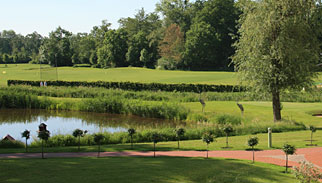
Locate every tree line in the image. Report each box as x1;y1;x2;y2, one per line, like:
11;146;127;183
0;0;240;71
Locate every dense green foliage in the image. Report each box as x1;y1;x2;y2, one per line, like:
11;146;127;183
8;79;244;92
0;90;189;120
2;85;322;103
233;0;322;121
0;0;242;71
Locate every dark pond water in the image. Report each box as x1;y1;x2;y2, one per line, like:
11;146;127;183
0;109;185;143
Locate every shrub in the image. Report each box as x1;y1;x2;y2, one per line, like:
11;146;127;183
0;140;25;148
216;114;241;125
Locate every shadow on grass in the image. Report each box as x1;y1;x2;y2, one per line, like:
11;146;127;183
0;156;296;183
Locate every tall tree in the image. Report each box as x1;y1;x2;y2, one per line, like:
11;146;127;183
158;24;184;69
97;29;128;67
156;0;193;36
233;0;321;121
40;27;73;67
184;0;239;70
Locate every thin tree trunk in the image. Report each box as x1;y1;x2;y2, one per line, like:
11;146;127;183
206;144;208;159
131;136;133;150
226;134;228;148
285;154;288;173
41;140;44;159
154;142;156;158
272;89;282;122
25;139;28;152
178;138;180;150
78;136;80;151
311;132;313;145
252;146;254;163
97;143;100;158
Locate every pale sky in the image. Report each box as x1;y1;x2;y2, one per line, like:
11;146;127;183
0;0;160;36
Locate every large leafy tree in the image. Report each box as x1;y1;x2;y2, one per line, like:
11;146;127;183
184;0;239;70
233;0;321;121
97;29;128;67
40;27;73;66
120;8;162;67
158;24;184;69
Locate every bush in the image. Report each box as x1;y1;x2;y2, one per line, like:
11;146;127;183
8;80;245;93
216;114;242;125
0;140;25;148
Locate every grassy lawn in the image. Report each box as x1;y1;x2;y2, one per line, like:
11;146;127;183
0;64;238;86
0;157;296;183
187;101;322;126
1;130;321;154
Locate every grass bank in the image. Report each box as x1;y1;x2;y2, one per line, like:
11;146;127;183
1;130;320;154
0;157;297;183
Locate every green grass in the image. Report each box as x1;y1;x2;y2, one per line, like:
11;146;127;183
0;64;238;86
188;101;322;126
1;130;321;154
1;64;321;87
0;157;297;183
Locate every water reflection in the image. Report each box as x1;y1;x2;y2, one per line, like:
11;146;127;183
0;109;186;143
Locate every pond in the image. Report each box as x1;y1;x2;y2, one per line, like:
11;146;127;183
0;109;185;143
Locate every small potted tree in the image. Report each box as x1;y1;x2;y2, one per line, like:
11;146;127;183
38;130;50;159
152;132;160;158
72;129;87;151
94;133;105;158
21;130;30;152
128;128;136;150
308;125;317;146
175;128;185;150
222;125;234;148
202;132;215;159
247;137;259;163
282;144;296;173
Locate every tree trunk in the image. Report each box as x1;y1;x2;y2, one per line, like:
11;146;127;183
25;139;28;153
97;143;100;158
252;146;254;163
41;140;44;159
226;134;228;148
78;136;80;151
272;89;282;122
311;132;313;145
285;154;288;173
178;138;180;150
131;136;133;150
206;144;208;159
154;142;156;158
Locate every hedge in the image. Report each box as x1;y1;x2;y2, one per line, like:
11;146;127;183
7;80;245;93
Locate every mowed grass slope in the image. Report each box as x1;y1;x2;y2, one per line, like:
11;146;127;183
188;101;322;126
0;157;296;183
0;64;238;86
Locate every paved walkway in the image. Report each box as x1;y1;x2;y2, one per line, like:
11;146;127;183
1;147;322;169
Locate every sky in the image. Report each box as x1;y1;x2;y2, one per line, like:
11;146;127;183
0;0;160;36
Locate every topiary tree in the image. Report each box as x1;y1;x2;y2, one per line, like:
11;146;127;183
128;128;136;150
309;125;317;146
247;137;259;163
94;133;105;158
152;132;160;158
282;144;296;173
222;125;234;148
72;129;87;151
38;130;50;159
202;132;215;159
21;130;30;152
175;128;185;150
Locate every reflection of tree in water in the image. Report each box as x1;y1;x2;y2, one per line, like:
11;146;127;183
0;109;187;130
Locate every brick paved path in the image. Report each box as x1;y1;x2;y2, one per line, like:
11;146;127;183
1;147;321;169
